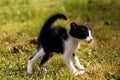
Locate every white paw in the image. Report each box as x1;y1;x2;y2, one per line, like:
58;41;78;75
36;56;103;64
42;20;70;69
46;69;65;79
27;67;33;74
74;70;85;76
27;61;33;74
27;71;32;75
76;64;85;70
79;65;85;70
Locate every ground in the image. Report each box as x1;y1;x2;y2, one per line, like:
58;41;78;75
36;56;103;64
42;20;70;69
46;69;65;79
0;0;120;80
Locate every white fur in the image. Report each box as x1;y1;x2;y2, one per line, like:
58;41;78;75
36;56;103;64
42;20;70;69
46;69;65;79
85;30;93;42
62;34;85;75
27;48;45;74
73;56;84;70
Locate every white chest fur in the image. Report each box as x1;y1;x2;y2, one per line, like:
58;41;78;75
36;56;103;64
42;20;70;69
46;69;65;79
64;35;80;54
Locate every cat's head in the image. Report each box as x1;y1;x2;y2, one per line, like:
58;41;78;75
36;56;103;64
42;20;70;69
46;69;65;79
69;22;93;43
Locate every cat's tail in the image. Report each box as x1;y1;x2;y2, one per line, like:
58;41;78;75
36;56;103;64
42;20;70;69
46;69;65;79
40;13;67;34
37;13;67;48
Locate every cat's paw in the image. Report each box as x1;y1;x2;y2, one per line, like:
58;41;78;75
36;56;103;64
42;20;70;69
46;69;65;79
27;70;32;75
76;64;85;70
79;65;85;70
74;70;85;76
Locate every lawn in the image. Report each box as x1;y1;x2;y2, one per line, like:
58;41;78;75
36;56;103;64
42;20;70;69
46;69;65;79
0;0;120;80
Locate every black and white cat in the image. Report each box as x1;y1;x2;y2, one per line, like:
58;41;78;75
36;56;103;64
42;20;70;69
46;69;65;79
27;13;93;76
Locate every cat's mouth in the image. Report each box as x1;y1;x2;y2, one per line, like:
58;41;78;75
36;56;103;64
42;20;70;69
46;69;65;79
85;36;93;43
87;39;93;43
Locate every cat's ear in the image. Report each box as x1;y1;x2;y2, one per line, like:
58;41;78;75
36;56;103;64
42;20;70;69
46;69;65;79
70;22;77;29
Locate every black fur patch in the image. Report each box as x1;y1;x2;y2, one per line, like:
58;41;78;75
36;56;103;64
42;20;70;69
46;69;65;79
69;22;89;39
38;14;67;54
39;26;68;53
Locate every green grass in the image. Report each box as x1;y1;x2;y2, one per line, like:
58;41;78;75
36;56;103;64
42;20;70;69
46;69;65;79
0;0;120;80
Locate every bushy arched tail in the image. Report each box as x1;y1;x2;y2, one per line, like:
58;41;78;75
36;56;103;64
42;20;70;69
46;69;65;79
38;13;67;48
40;13;67;33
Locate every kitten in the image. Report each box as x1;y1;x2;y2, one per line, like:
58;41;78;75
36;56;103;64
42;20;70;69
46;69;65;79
27;13;93;76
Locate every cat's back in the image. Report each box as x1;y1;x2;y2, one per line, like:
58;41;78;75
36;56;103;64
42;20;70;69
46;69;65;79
49;26;68;40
